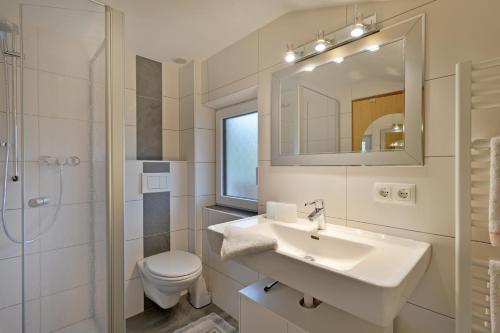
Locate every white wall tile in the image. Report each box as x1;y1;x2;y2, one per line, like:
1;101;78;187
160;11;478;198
195;61;208;95
125;278;144;319
346;157;454;236
195;94;215;129
196;195;215;230
424;76;454;157
41;244;91;296
41;284;92;333
346;220;454;317
394;303;454;333
125;238;143;280
125;126;137;160
0;300;40;333
41;161;86;204
0;162;39;210
203;208;243;229
38;28;90;80
195;129;215;163
259;114;271;161
180;94;195;130
162;62;180;99
162;97;180;130
207;32;258;92
180;129;195;162
125;51;136;90
188;196;196;230
195;163;216;196
39;71;89;121
179;62;194;98
171;196;188;231
208;74;258;104
40;203;92;251
162;129;180;160
23;68;38;116
188;228;196;254
170;229;189;251
125;160;143;201
257;63;286;116
39;162;91;205
125;89;137;126
259;163;346;219
170;162;188;197
125;200;144;240
39;117;89;162
0;254;39;309
0;209;40;260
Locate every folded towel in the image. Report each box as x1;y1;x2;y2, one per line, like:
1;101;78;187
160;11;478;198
220;226;277;261
489;260;500;333
490;137;500;246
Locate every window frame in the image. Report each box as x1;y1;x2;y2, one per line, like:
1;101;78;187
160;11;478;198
215;99;258;212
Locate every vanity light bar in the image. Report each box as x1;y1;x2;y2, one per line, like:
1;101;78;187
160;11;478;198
284;14;378;64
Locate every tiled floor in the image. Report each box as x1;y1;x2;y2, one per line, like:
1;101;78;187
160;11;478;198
126;296;238;333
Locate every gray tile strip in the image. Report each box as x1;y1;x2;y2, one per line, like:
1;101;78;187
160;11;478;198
143;162;170;173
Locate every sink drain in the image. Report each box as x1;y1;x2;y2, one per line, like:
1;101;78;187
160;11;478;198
303;255;315;262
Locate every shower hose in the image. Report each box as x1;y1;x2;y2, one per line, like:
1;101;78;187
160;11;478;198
1;40;64;244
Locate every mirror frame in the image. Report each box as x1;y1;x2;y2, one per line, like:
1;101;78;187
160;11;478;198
271;14;425;166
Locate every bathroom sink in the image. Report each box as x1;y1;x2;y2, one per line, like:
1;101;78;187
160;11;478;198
208;216;431;327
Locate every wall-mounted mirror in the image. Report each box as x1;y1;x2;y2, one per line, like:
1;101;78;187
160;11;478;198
271;15;425;166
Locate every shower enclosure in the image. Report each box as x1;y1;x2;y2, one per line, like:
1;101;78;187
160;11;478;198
0;1;124;332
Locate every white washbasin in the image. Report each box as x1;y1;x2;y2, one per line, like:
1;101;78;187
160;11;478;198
208;216;431;327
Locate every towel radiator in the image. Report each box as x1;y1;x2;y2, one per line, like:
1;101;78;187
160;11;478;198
456;56;500;333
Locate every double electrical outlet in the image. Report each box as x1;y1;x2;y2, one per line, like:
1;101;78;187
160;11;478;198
373;182;416;205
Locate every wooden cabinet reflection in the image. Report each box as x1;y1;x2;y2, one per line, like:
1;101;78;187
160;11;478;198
352;91;404;152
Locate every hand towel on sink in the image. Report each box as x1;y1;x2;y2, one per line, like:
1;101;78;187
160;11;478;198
220;226;277;261
490;137;500;246
489;259;500;333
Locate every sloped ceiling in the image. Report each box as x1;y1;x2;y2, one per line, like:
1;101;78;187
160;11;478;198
107;0;388;62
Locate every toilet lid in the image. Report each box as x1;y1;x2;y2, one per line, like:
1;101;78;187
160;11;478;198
145;251;201;278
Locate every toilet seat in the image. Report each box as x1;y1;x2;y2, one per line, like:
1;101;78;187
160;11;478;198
144;250;202;281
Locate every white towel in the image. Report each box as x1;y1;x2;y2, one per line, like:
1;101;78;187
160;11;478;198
490;137;500;246
220;226;277;261
489;260;500;333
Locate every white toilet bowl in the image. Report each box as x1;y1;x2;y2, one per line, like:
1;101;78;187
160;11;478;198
137;250;211;309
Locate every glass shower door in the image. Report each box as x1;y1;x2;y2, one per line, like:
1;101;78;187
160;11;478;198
0;1;107;332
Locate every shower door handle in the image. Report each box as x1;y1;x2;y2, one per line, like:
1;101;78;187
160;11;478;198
28;197;50;208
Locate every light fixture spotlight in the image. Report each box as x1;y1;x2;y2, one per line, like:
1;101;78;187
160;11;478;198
284;43;296;63
367;44;380;52
303;64;316;72
314;30;330;53
333;57;344;64
351;6;365;38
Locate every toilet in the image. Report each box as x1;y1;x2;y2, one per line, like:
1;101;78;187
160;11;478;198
137;250;211;309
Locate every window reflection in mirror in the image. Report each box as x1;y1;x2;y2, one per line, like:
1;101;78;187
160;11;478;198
279;39;405;155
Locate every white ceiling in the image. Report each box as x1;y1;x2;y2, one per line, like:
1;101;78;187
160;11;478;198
107;0;385;63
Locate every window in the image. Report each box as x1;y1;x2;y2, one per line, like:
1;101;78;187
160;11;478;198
216;100;258;211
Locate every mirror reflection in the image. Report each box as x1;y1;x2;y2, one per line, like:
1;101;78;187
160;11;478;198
280;39;405;155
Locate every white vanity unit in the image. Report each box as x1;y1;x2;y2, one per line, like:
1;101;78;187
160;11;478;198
239;278;391;333
208;215;431;328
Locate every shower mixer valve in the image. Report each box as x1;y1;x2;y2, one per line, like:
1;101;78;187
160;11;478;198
39;155;81;167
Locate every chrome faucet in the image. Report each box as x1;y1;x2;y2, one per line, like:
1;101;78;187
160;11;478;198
305;199;326;230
